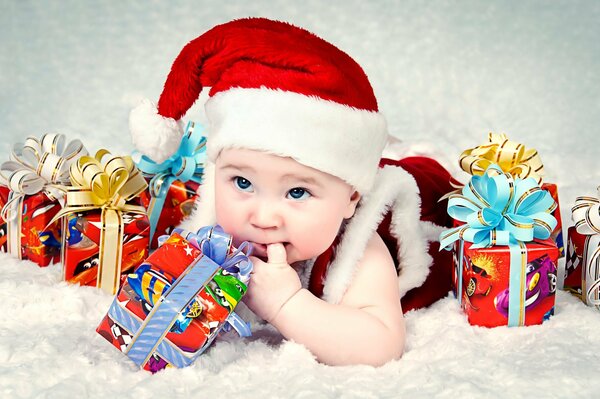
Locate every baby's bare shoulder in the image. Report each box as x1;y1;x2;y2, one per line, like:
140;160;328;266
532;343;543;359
340;232;400;308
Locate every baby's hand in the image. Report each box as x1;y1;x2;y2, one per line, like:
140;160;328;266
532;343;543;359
244;243;302;322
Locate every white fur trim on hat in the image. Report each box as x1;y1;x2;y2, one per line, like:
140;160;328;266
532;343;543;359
322;165;434;304
205;88;388;193
129;99;184;164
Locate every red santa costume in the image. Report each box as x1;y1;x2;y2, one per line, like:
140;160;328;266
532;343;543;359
130;17;457;313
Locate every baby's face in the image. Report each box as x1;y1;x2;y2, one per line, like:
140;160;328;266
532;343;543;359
214;148;360;263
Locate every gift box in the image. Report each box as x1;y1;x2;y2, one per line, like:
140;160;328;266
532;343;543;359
50;150;149;294
96;226;253;372
134;121;206;248
459;132;564;257
441;164;559;327
563;193;600;308
61;211;149;288
453;239;558;327
137;180;200;248
0;134;87;266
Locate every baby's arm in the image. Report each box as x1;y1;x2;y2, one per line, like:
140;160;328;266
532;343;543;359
245;233;405;366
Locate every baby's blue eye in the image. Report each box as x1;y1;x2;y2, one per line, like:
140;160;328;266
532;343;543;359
234;177;253;192
287;187;311;200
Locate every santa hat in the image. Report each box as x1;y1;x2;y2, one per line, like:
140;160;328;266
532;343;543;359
131;18;441;305
130;17;387;194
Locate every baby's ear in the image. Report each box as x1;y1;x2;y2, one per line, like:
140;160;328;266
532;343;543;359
344;190;361;219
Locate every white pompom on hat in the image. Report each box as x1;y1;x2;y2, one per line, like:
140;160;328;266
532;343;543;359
129;17;388;194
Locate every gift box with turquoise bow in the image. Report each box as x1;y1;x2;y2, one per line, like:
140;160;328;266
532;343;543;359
563;190;600;309
134;121;206;249
440;164;559;327
0;133;88;266
96;225;253;373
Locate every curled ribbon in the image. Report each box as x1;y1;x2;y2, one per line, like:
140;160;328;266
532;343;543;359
571;188;600;305
0;133;88;257
459;133;545;184
134;121;206;243
439;164;557;326
50;150;148;295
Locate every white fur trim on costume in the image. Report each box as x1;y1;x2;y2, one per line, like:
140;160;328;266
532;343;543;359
178;160;217;231
204;88;388;193
129;98;184;164
322;165;433;304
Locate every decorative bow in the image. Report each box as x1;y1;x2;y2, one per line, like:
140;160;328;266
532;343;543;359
0;133;87;221
133;121;206;242
459;133;545;184
50;150;148;294
571;189;600;305
439;164;557;326
167;225;253;284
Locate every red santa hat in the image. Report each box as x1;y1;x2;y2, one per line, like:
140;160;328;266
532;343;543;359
130;17;387;194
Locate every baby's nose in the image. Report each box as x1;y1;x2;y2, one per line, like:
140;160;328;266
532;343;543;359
250;201;282;230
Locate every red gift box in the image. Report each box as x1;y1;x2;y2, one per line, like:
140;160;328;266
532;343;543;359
453;239;559;327
563;226;600;308
543;183;565;258
96;231;249;372
0;185;62;266
138;180;199;248
62;211;149;289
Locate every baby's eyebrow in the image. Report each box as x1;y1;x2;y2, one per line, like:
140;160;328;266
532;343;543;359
280;174;322;187
218;163;255;173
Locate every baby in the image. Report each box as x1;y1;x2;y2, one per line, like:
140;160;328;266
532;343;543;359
131;18;455;366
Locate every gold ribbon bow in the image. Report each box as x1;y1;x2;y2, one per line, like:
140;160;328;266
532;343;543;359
459;133;545;184
571;188;600;305
50;150;148;295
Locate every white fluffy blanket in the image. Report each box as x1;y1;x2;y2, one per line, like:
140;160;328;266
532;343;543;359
1;1;599;398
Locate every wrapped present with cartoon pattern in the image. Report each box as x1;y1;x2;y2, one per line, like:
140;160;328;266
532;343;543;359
0;134;88;266
96;225;253;373
563;189;600;309
134;121;206;249
441;164;559;327
49;150;150;294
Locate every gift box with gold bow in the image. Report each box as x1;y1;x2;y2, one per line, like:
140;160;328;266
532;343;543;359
563;190;600;309
0;134;88;266
96;226;252;372
134;121;206;249
441;164;559;327
50;150;150;294
459;133;564;257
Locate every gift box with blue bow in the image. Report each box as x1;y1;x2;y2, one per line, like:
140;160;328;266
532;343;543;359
440;164;559;327
96;225;253;372
133;121;206;249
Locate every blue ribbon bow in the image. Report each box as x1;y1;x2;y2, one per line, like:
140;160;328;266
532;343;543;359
439;164;557;326
133;121;207;242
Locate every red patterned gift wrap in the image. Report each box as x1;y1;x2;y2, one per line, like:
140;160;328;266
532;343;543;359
543;183;564;258
453;239;559;327
137;180;199;248
62;211;149;288
1;186;62;266
563;226;600;307
96;231;250;372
